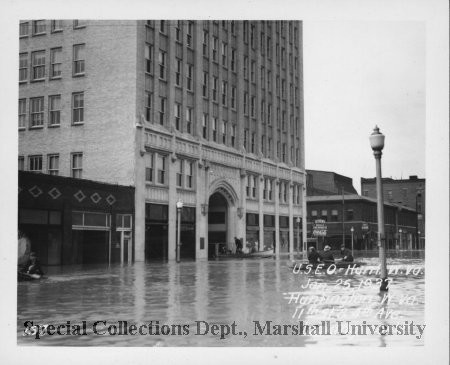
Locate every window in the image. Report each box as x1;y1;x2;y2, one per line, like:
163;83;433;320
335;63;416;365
176;159;184;187
268;179;273;201
267;70;271;90
243;93;248;115
387;190;393;201
145;153;154;182
250;24;255;48
30;97;44;127
268;104;272;124
212;117;217;141
231;124;236;147
19;99;26;129
175;21;182;42
18;156;25;171
251;132;255;153
156;154;166;184
72;92;84;124
51;20;63;32
175;59;182;86
202;30;208;56
231;21;235;34
212;37;218;62
186;21;193;48
231;87;236;109
363;190;369;197
266;37;271;57
48;95;61;126
250;61;255;82
346;209;354;221
250;96;255;117
174;103;181;131
32;20;46;35
268;138;272;156
31;51;45;80
145;44;153;74
231;49;236;71
261;100;265;123
222;121;227;144
73;44;85;76
202;72;208;97
277;141;280;158
186;107;192;133
145;92;152;122
28;155;43;172
19;53;28;82
71;153;83;178
261;66;265;86
261;135;265;154
50;48;62;78
212;77;218;102
331;209;338;222
158;51;166;79
244;129;249;150
47;154;59;175
19;22;29;37
158;97;166;125
243;56;248;79
282;143;286;162
221;81;227;106
202;113;208;139
276;76;280;95
320;210;328;221
159;20;166;34
73;20;86;29
281;79;286;98
186;64;193;91
243;21;249;43
221;42;227;66
185;161;194;188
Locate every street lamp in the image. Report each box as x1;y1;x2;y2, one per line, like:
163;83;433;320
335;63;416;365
398;228;402;251
350;226;354;256
296;216;301;256
176;200;183;263
418;230;421;250
369;125;388;291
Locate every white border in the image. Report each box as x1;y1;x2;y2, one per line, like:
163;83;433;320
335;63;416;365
1;0;448;364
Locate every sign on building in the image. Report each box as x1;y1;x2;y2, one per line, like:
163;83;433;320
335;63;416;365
312;219;327;237
362;222;369;231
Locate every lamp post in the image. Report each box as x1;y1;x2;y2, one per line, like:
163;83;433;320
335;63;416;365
418;230;421;250
398;228;402;251
176;200;183;263
369;125;388;291
296;216;301;255
350;226;354;256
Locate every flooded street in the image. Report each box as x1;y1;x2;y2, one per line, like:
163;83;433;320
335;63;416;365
18;251;424;346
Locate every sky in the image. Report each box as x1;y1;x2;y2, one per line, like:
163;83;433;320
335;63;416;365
303;21;426;193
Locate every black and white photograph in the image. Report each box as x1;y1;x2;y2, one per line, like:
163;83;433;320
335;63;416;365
1;0;448;364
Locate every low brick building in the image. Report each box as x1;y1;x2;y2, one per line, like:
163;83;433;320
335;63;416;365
18;171;135;265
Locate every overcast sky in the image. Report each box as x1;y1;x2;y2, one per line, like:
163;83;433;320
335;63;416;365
303;21;426;193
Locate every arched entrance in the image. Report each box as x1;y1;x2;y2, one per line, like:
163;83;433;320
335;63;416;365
207;192;229;257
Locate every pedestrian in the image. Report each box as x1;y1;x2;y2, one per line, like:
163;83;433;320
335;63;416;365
320;245;335;263
340;244;354;262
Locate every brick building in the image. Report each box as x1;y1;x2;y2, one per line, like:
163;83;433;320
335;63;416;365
361;175;425;244
306;194;419;251
18;20;306;262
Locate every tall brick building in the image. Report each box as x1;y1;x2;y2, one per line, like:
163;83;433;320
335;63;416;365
18;20;306;263
361;175;425;244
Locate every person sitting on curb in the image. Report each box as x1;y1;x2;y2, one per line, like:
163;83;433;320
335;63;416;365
307;246;321;264
320;245;335;263
340;244;354;262
20;252;44;276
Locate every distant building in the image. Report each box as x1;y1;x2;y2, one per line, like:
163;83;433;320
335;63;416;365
361;175;425;243
306;169;357;196
306;194;419;251
306;170;420;250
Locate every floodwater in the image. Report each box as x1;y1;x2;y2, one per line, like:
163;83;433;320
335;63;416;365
17;251;425;346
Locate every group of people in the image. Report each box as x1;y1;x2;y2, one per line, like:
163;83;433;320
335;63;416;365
307;244;354;264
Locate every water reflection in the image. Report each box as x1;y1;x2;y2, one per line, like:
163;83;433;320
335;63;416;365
18;251;424;346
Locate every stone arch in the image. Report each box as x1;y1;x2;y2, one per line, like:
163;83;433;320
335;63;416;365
208;179;239;207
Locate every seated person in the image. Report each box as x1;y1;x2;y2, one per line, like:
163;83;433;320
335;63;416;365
19;252;44;275
307;246;321;264
320;245;335;263
340;244;354;262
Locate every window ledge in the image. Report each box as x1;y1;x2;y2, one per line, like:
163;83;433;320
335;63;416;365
29;126;44;130
30;79;45;83
72;122;84;126
48;124;61;128
72;73;85;78
50;76;62;81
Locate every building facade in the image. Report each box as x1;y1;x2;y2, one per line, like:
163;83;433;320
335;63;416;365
306;195;419;251
361;175;425;244
18;20;306;263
